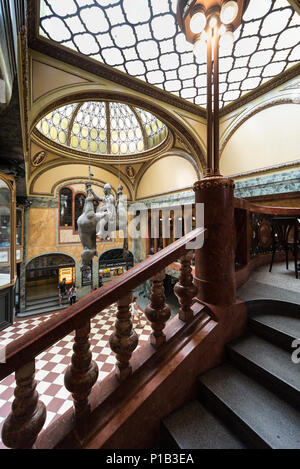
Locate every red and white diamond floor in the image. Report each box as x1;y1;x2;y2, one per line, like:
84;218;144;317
0;304;152;449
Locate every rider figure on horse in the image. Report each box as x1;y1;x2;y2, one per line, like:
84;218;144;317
91;183;116;239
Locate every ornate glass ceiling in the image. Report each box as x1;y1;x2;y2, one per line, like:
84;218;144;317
39;0;300;109
35;101;168;155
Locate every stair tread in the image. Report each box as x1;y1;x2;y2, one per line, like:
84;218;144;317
26;295;60;305
237;280;300;305
250;313;300;340
18;304;68;317
228;333;300;392
198;363;300;449
163;400;246;449
25;301;68;312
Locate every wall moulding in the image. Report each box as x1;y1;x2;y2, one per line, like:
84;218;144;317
228;160;300;180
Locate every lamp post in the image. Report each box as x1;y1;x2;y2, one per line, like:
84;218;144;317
177;1;249;308
177;0;248;176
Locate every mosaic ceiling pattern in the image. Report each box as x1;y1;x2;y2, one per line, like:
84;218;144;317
39;0;300;108
35;101;168;156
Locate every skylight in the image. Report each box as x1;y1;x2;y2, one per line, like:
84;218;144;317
39;0;300;108
35;101;168;156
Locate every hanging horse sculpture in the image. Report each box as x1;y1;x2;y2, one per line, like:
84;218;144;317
78;182;128;270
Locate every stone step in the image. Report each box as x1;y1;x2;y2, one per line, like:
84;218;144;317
198;363;300;449
18;304;69;318
162;400;246;449
227;332;300;410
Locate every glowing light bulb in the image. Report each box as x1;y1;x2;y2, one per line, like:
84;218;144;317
219;30;234;51
190;11;206;34
209;15;217;28
220;0;238;25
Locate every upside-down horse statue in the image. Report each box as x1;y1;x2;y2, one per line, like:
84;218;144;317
77;181;128;271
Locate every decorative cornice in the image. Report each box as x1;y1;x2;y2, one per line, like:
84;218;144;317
228;159;300;180
193;177;235;191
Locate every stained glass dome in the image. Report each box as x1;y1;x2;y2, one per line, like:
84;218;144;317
35;101;168;156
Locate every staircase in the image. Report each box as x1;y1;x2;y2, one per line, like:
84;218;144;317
19;295;69;317
162;300;300;449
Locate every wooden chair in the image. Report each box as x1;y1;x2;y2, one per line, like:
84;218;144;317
269;216;299;279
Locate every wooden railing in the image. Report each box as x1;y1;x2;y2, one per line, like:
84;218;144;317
0;227;204;449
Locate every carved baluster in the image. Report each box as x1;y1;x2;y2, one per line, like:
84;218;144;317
64;320;98;433
145;270;171;348
174;251;197;323
110;292;138;381
2;360;46;449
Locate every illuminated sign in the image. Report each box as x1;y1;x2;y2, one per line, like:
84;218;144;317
59;266;75;285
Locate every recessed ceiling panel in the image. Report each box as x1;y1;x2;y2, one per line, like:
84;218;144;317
39;0;300;108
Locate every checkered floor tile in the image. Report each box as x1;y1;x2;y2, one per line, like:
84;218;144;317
0;304;152;449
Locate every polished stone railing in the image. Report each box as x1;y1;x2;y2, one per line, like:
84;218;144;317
0;228;204;449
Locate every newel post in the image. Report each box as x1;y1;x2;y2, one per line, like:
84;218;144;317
193;178;236;306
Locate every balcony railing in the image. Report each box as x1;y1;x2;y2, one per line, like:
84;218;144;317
0;227;204;449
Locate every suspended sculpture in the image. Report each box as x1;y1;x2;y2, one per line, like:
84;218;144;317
78;178;128;270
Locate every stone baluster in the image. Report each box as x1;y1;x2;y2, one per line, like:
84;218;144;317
174;250;198;323
145;270;171;348
64;320;98;434
109;292;139;381
2;360;46;449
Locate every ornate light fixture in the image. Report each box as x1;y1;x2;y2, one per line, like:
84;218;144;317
177;0;249;176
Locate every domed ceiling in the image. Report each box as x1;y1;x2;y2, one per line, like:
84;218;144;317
35;101;169;156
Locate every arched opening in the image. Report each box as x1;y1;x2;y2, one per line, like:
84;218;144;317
74;193;86;232
26;253;75;301
98;249;134;287
59;187;73;227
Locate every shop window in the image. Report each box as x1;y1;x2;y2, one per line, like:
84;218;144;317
60;188;73;227
16;208;22;246
0;179;11;287
99;249;134;286
82;262;92;286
